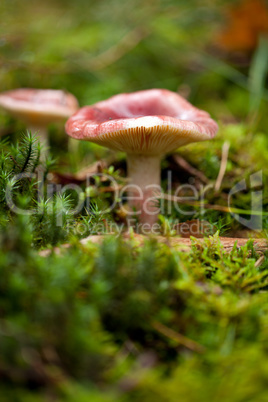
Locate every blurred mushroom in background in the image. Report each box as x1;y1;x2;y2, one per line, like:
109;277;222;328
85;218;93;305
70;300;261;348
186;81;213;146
0;88;79;159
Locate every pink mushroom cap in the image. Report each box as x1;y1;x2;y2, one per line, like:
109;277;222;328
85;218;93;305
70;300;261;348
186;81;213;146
0;88;79;125
65;89;218;156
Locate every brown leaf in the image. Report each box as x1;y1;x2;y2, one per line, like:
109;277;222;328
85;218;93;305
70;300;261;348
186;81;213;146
217;0;268;53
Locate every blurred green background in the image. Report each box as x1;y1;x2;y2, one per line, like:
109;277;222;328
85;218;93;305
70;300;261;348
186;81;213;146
1;0;268;161
1;0;266;121
1;0;224;100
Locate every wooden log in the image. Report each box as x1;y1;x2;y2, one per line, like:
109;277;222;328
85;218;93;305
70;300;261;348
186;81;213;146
80;235;267;253
39;235;267;257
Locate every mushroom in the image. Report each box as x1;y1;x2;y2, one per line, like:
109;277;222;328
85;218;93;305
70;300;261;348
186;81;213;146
0;88;79;158
65;89;218;229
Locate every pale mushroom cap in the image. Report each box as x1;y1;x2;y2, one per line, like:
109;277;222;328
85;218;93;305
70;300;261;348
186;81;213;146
65;89;218;156
0;88;79;126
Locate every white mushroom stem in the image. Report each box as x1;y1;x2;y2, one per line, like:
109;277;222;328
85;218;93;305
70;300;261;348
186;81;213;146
127;154;161;230
28;125;49;161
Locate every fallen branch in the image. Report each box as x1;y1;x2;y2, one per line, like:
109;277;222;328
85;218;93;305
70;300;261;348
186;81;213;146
172;154;209;184
39;235;267;257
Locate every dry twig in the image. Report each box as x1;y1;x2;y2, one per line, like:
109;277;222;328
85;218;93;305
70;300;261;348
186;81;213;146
152;321;205;353
215;141;230;192
172;154;209;183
